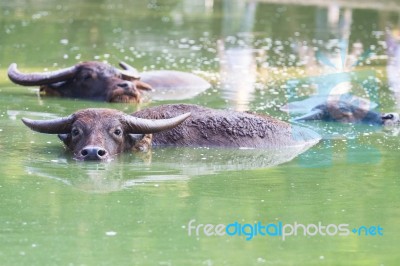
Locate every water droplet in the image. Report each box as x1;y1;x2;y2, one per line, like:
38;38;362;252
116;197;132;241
60;39;69;45
105;231;117;236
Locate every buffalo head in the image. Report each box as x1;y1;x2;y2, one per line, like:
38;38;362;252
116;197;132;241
8;61;152;103
22;109;190;161
294;101;400;127
381;113;400;127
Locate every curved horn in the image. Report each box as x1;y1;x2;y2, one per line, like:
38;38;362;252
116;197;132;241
118;61;140;79
124;112;191;134
21;115;75;134
8;63;77;86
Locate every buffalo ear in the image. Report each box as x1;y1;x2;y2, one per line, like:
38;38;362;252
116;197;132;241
128;134;145;144
118;62;141;79
136;80;153;91
58;134;71;145
21;115;75;134
48;81;67;89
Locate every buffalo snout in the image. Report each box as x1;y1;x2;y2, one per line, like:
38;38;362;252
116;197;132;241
79;146;108;161
108;80;142;102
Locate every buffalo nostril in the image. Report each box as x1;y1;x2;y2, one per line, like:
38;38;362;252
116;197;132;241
81;149;89;156
97;149;106;157
117;82;130;90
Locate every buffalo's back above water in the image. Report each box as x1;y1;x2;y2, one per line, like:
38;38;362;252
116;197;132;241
132;104;321;148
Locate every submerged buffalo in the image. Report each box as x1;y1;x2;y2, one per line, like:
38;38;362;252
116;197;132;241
294;101;400;126
22;104;321;161
8;61;210;103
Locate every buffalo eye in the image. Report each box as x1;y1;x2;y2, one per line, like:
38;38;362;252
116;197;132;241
72;128;80;137
83;73;92;80
114;129;122;136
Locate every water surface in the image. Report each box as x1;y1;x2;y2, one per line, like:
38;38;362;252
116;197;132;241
0;0;400;265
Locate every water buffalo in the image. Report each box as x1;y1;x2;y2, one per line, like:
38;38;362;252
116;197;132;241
22;104;321;161
8;61;210;103
294;101;400;126
280;94;378;114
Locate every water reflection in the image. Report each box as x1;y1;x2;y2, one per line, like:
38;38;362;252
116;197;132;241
25;145;316;193
281;4;385;121
386;27;400;108
218;0;258;111
313;5;354;73
213;0;395;115
177;0;214;15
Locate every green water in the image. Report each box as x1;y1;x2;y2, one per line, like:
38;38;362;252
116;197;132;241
1;0;400;265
